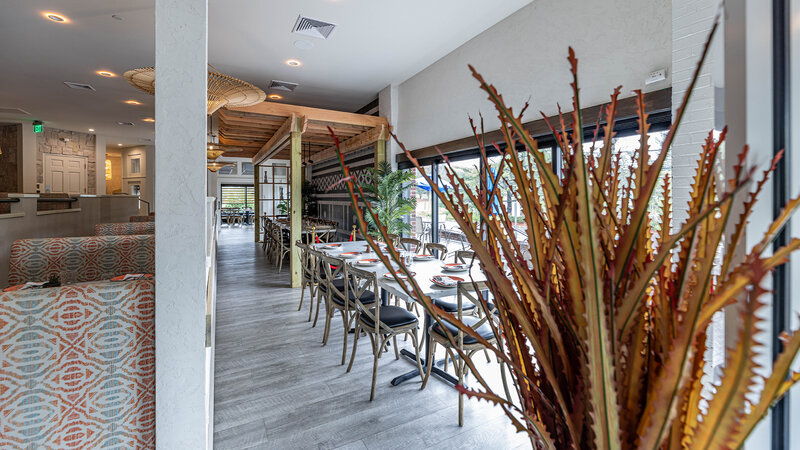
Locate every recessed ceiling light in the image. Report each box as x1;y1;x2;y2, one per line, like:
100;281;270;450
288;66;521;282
96;70;116;77
125;100;142;105
293;40;313;50
88;128;95;132
286;59;302;67
268;94;283;100
118;143;123;147
43;12;69;23
142;118;155;123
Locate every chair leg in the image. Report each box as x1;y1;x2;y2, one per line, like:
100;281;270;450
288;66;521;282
346;322;360;373
298;281;306;311
500;359;512;402
458;364;464;426
322;304;333;345
312;291;323;327
340;310;349;365
421;340;436;390
307;284;317;322
393;335;399;360
370;337;382;401
409;329;424;381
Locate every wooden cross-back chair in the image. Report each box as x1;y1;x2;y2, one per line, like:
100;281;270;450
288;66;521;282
422;242;448;261
421;281;505;426
318;253;373;366
272;225;291;272
295;241;319;322
453;250;475;264
399;237;422;253
345;263;423;401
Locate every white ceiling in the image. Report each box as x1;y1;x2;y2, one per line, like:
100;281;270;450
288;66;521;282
0;0;533;146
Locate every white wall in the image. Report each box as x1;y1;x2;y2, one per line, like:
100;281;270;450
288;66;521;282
395;0;672;152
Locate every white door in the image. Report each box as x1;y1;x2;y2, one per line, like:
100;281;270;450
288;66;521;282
44;154;87;194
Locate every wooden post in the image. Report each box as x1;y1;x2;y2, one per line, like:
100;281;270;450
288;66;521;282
374;138;386;169
289;116;305;287
254;163;260;242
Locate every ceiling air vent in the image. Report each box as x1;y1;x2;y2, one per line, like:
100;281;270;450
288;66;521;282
0;107;31;115
292;16;337;40
63;81;96;91
268;80;299;92
117;121;135;126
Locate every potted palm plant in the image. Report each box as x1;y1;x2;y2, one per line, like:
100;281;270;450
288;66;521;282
359;161;416;238
330;17;800;449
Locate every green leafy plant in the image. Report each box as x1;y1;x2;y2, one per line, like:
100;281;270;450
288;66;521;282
330;16;800;449
360;161;417;237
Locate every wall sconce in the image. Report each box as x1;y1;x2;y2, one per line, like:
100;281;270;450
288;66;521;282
105;159;112;180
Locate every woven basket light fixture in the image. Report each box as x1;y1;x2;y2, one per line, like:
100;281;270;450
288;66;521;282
206;161;235;172
124;65;266;115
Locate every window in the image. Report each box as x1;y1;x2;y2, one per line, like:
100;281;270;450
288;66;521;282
410;165;433;243
218;164;237;175
241;162;254;175
220;185;255;209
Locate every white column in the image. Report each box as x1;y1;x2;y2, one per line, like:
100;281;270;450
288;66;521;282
724;0;776;448
154;0;209;448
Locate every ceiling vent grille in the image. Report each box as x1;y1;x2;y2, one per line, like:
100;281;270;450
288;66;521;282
117;121;135;126
292;16;337;40
63;81;96;91
0;107;31;116
268;80;299;92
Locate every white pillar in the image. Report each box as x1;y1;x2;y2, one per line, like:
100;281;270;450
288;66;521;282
724;0;777;448
154;0;209;448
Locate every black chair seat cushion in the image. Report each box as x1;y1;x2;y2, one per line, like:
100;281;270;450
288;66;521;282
331;286;376;306
431;316;495;345
432;297;476;313
360;305;418;329
318;277;344;292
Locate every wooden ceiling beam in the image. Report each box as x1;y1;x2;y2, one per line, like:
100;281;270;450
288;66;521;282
252;114;307;165
231;102;387;129
307;124;389;163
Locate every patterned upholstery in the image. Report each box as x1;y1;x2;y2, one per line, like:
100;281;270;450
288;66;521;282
95;222;155;236
0;280;155;448
8;235;154;286
129;215;154;223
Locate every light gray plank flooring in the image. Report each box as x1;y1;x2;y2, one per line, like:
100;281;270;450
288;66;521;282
213;227;530;449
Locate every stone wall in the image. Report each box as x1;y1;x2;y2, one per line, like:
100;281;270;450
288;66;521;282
36;127;97;194
0;124;20;192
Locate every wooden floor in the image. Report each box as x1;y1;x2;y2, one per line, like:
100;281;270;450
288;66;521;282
213;227;530;449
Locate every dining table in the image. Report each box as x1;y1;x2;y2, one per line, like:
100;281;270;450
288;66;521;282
311;240;486;387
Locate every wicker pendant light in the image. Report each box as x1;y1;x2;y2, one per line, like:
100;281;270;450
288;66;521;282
206;161;235;172
124;65;266;115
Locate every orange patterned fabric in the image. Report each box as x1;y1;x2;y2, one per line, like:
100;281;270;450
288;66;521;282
0;280;155;448
8;235;154;286
95;222;155;236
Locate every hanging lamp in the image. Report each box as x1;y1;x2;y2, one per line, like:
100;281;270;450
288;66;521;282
124;64;266;115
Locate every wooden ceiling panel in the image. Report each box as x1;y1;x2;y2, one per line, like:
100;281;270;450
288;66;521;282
216;102;388;162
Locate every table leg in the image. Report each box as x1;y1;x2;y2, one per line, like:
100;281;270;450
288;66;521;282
390;310;458;386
